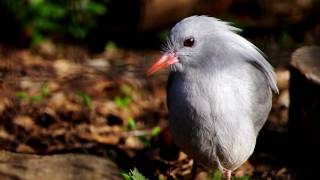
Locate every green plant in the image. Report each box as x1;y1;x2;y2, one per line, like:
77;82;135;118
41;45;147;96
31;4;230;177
105;41;117;51
239;176;250;180
139;136;151;148
31;95;43;102
41;83;50;97
78;92;92;107
1;0;108;45
114;95;131;108
127;118;136;130
16;92;29;100
158;175;165;180
208;170;250;180
123;172;131;180
122;168;148;180
151;126;161;137
209;170;223;180
15;83;51;102
121;84;132;95
114;84;133;108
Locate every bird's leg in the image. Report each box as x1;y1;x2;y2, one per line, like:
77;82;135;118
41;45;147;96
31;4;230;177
223;168;231;180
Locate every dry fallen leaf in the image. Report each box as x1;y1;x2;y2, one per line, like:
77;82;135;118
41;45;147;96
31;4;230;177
235;161;254;177
276;69;290;90
95;101;116;116
125;136;144;149
277;89;290;108
178;152;188;162
50;92;67;108
16;143;35;153
0;98;10;114
0;128;14;141
53;59;80;78
77;125;121;145
13;115;35;130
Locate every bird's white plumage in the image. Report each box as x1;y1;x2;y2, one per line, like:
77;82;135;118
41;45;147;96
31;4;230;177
162;15;277;173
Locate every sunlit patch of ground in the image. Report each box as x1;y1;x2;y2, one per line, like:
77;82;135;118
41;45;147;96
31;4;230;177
0;44;292;179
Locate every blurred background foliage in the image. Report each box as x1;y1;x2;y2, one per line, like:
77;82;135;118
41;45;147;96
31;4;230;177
0;0;319;51
0;0;108;46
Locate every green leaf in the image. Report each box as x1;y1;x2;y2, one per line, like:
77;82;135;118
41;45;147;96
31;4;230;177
114;96;131;108
68;25;88;39
31;33;45;46
130;168;148;180
158;175;165;180
139;136;151;148
16;92;28;100
32;2;66;19
105;41;117;51
128;118;136;130
151;126;161;137
86;1;107;15
123;96;131;105
78;92;92;107
30;0;44;6
31;95;43;102
122;168;148;180
41;83;50;97
209;170;222;180
122;172;131;180
34;18;58;31
121;84;132;95
239;176;250;180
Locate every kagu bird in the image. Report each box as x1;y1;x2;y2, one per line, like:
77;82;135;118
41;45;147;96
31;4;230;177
147;16;278;180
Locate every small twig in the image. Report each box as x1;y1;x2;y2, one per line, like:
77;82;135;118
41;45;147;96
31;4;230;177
122;130;150;137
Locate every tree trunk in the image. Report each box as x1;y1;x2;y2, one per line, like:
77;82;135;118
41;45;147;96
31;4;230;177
289;46;320;179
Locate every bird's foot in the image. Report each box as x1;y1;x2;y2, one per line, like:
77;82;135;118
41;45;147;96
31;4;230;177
223;168;231;180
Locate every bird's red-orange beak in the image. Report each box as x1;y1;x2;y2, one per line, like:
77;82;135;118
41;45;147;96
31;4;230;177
147;53;179;76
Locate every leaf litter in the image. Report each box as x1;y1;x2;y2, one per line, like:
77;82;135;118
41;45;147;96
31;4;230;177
0;45;291;179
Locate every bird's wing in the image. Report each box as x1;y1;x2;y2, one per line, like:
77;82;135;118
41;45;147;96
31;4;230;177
231;38;277;131
247;62;273;132
247;54;279;94
228;34;279;94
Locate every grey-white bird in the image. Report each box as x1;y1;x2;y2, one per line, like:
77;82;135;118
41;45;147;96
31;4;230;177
147;16;278;179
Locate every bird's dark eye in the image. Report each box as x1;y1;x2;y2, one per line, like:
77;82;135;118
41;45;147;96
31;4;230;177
183;37;195;47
